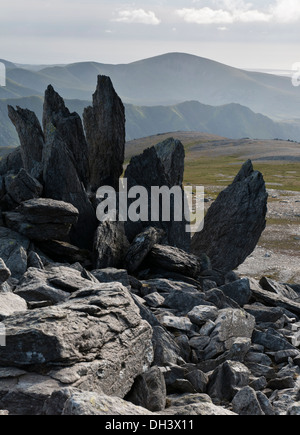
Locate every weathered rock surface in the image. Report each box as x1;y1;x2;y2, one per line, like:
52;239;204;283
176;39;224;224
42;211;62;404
124;138;190;251
148;244;204;280
4;198;79;242
48;389;154;416
83;75;125;192
43;85;90;188
94;219;129;269
7;106;44;179
0;292;27;320
125;227;164;273
5;169;43;206
42;128;97;249
0;285;153;400
0;227;30;279
191;160;268;272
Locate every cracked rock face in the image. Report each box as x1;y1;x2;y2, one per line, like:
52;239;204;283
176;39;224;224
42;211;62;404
0;284;153;403
191;160;268;272
83;75;125;192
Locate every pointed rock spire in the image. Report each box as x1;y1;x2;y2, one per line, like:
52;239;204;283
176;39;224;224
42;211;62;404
83;75;125;192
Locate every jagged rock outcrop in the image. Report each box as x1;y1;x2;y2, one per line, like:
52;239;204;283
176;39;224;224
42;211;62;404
124;137;190;251
191;160;268;272
7;106;44;179
42;128;97;249
43;85;89;188
83;75;125;192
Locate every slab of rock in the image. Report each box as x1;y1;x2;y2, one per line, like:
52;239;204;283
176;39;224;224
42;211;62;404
0;293;27;320
232;386;264;415
191;160;268;272
126;366;166;412
7;106;44;179
218;278;252;307
37;240;92;268
14;265;99;306
203;308;256;360
207;361;251;402
125;227;165;273
4;198;79;242
61;390;153;416
0;227;30;279
124;137;190;251
92;268;130;288
5;169;43;206
187;305;218;326
249;278;300;316
83;75;125;192
94;219;129;269
0;284;153;399
148;244;204;280
43;85;89;188
163;393;237;415
259;277;299;301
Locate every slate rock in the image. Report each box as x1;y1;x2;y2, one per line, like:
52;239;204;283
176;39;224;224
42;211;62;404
42;127;97;249
8;106;44;179
92;268;130;288
0;227;30;279
126;366;166;412
0;147;23;177
207;361;251;402
187;305;219;326
218;278;252;307
163;393;236;415
37;240;92;268
148;244;204;280
4;198;79;242
5;169;43;205
191;160;268;272
232;386;264;415
61;390;153;416
125;227;165;273
124;138;190;251
83;75;125;192
43;85;89;188
203;308;256;360
0;284;153;398
0;292;27;320
94;219;129;269
260;277;299;301
14;265;99;305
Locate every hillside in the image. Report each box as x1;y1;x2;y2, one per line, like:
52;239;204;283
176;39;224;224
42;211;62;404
1;53;300;119
1;96;300;149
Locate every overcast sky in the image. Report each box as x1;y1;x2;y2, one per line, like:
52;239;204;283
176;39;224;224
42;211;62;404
1;0;300;70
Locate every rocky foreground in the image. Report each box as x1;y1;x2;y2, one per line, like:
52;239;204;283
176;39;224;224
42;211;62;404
0;77;299;416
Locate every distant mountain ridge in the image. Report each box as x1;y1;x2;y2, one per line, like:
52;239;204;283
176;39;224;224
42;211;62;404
1;52;300;119
1;96;300;149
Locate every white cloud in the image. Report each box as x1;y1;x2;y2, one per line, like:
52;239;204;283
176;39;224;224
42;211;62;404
176;0;300;25
113;9;161;25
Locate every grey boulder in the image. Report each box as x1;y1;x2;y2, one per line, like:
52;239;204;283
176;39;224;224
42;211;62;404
191;160;268;272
